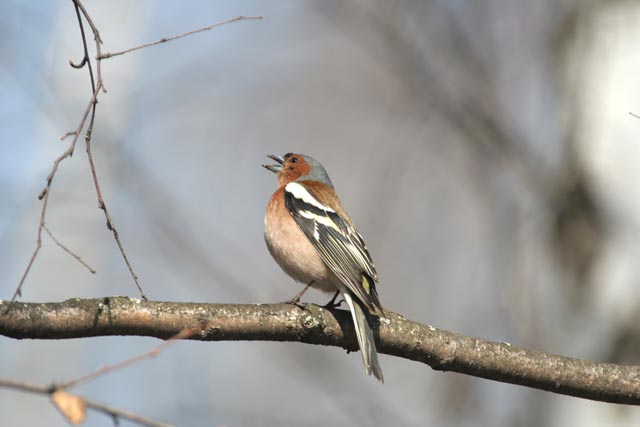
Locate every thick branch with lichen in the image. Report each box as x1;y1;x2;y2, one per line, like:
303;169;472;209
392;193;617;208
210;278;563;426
1;297;638;405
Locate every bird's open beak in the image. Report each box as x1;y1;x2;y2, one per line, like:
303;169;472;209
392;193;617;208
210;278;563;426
262;154;284;174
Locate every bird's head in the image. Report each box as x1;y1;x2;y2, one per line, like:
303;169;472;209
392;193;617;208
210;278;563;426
263;153;334;188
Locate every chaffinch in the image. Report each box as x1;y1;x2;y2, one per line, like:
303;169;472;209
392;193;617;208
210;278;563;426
262;153;384;382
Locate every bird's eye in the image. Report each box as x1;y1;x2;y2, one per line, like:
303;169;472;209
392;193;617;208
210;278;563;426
290;157;298;163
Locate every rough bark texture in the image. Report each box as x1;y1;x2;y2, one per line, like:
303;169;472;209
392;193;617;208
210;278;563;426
1;297;638;405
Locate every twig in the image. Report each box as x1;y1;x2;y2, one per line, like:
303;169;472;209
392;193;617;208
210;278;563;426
59;326;201;390
84;399;173;427
630;112;640;119
8;191;50;305
84;103;147;299
72;0;105;91
0;378;173;427
99;15;263;59
1;298;639;405
15;3;261;302
60;130;77;140
71;0;148;299
0;308;197;424
42;224;96;274
69;1;94;92
8;81;102;306
38;82;101;201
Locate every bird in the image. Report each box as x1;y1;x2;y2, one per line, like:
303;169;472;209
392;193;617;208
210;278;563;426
262;152;384;382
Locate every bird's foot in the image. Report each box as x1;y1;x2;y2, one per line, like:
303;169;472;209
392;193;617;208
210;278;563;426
322;290;344;310
283;282;313;308
284;295;307;309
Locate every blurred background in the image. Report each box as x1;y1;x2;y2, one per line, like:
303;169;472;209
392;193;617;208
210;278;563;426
1;1;640;426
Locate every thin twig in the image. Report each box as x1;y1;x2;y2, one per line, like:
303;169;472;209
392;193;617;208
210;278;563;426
70;1;95;92
72;0;148;299
0;378;173;427
8;191;50;306
84;399;173;427
99;15;263;60
15;3;260;303
38;82;102;201
42;224;96;274
60;130;77;140
630;112;640;119
84;104;147;299
72;0;105;91
9;82;101;306
59;326;201;390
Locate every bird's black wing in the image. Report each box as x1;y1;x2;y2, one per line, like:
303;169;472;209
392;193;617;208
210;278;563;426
284;182;382;313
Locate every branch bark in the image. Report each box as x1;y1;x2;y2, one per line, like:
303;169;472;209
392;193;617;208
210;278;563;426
1;297;638;405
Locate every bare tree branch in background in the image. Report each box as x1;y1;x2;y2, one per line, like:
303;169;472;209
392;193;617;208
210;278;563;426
11;0;261;304
1;297;638;406
43;224;96;274
0;326;202;426
99;15;262;60
59;325;203;390
341;2;604;291
0;378;173;427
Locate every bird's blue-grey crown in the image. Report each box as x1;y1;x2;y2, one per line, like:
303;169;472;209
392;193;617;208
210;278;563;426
296;154;334;189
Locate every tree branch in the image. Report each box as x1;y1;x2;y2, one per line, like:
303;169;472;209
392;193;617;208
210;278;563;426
1;297;638;405
98;15;263;60
0;378;173;427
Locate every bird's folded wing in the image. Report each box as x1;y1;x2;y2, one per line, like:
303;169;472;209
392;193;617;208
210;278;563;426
284;181;382;313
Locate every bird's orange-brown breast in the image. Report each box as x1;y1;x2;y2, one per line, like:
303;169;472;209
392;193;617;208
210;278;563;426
263;186;338;292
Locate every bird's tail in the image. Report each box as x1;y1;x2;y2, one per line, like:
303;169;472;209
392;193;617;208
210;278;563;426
343;292;384;382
